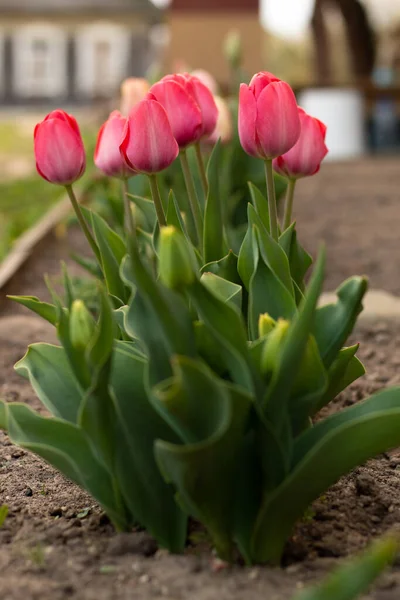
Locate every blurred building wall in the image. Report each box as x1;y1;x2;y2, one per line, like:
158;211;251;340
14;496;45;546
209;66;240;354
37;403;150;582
166;0;263;83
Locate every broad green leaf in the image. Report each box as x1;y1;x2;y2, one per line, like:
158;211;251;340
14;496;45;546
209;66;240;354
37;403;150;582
201;251;242;285
204;140;224;263
155;358;251;560
7;295;57;326
110;344;187;552
4;402;127;530
15;343;83;423
314;277;368;368
187;279;255;393
166;189;189;239
314;345;365;414
128;194;156;230
292;535;399;600
201;272;242;311
248;182;270;233
238;220;257;291
87;209;128;303
279;224;313;295
252;387;400;563
249;205;294;296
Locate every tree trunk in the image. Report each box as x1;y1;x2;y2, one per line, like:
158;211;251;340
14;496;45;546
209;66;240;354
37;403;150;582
311;0;332;84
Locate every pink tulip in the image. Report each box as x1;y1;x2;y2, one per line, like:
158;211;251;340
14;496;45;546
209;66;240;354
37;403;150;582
238;71;301;160
150;73;218;148
191;69;218;95
120;77;150;116
95;111;135;179
207;96;233;145
273;108;328;179
120;95;179;174
34;110;85;185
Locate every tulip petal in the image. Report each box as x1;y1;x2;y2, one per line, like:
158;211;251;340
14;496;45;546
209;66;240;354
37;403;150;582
95;112;132;179
150;80;202;148
190;77;218;137
238;84;261;158
120;99;179;174
255;81;301;158
34;117;85;185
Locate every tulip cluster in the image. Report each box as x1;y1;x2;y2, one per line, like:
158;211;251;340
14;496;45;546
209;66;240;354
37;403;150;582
10;66;400;577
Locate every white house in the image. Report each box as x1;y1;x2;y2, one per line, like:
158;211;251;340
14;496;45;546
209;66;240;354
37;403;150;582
0;0;163;104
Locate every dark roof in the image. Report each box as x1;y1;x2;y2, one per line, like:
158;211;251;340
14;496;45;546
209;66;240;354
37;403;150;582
0;0;161;16
172;0;258;11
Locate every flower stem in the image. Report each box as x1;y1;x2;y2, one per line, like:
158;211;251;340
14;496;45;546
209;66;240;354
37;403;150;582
195;142;208;199
180;150;203;248
264;159;279;242
122;178;136;238
282;179;296;231
65;184;101;263
148;174;166;228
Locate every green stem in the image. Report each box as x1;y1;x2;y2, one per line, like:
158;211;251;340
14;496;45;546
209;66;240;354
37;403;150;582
148;174;166;228
282;179;297;231
194;142;208;200
180;150;203;248
264;160;279;242
122;178;136;238
65;184;101;263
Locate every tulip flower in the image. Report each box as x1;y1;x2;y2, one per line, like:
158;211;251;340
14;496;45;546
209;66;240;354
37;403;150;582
207;96;233;145
273;108;328;180
191;69;218;95
120;95;179;227
273;107;328;230
238;71;300;161
34;109;85;185
120;78;150;116
150;73;218;148
95;111;136;179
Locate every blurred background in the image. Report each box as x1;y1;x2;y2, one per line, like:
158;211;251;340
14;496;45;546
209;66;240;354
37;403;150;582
0;0;400;260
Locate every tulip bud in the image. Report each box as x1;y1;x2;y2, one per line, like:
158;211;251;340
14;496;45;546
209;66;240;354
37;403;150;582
34;110;86;185
238;72;301;160
273;108;328;179
223;30;242;70
261;319;289;376
158;226;196;290
258;313;276;338
120;96;179;174
69;300;96;351
95;111;136;179
150;73;218;148
206;96;233;145
120;78;150;116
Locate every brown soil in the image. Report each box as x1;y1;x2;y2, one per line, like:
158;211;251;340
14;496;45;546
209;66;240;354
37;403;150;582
2;156;400;598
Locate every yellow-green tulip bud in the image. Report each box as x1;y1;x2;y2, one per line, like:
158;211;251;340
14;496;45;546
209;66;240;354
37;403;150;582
69;299;95;351
258;313;276;338
261;319;290;376
158;226;196;290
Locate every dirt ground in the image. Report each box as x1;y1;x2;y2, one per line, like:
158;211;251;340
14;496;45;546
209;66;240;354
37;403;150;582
2;156;400;599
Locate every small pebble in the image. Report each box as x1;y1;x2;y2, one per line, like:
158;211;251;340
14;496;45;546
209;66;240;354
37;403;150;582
24;487;33;497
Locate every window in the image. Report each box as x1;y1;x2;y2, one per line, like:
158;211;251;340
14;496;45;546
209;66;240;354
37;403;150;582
12;25;67;98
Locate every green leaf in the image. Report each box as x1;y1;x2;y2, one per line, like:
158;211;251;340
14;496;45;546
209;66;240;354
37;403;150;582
61;262;76;309
248;182;270;233
203;140;224;263
200;272;242;311
187;279;255;393
7;296;57;326
238;220;257;291
128;194;156;230
249;205;293;296
314;277;368;368
292;535;399;600
0;504;8;527
155;358;251;560
201;251;242;285
314;345;365;414
252;387;400;563
110;342;187;552
166;189;189;239
279;224;313;295
4;402;127;530
14;344;83;423
83;207;128;303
